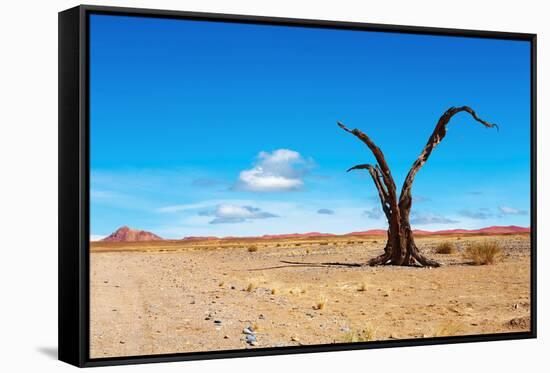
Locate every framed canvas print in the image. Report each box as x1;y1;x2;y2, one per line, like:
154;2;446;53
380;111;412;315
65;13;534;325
58;5;537;367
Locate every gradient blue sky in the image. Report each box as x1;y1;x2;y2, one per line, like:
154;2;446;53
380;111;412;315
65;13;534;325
89;14;531;240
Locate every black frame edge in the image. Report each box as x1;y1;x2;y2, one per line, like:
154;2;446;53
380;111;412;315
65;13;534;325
79;4;536;40
58;4;537;368
58;5;85;368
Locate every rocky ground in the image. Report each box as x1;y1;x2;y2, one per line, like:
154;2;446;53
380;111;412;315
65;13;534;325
90;234;531;358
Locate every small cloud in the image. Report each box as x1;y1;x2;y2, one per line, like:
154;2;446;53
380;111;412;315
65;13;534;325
363;206;383;219
410;212;458;225
200;204;278;224
468;191;483;195
235;149;314;192
412;195;430;203
156;202;212;213
498;206;527;216
317;208;335;215
459;209;492;220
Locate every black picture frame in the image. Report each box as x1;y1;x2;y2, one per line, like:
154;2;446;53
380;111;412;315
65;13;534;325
58;4;537;368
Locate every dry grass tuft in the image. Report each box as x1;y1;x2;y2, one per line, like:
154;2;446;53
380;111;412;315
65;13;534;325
247;245;258;252
313;298;326;310
463;241;502;265
357;281;368;292
435;242;456;254
342;327;375;343
245;282;257;292
271;287;278;295
433;320;465;337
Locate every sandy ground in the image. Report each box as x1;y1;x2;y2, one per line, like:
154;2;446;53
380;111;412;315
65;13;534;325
90;234;531;358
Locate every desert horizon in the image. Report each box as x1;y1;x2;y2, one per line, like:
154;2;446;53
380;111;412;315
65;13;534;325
92;224;531;243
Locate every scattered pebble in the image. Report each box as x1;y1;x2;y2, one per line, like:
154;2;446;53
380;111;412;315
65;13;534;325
246;334;257;343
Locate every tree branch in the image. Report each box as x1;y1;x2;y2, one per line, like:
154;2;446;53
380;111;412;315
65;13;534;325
337;122;398;197
347;163;390;219
399;106;498;210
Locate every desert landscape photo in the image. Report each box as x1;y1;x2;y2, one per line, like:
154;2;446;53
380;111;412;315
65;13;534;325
88;14;532;358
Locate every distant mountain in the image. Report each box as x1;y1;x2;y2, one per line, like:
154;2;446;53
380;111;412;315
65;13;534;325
182;236;219;241
346;229;388;236
259;232;336;239
105;225;529;243
102;226;163;242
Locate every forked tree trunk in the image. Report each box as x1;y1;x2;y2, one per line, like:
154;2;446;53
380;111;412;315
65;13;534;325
339;106;498;267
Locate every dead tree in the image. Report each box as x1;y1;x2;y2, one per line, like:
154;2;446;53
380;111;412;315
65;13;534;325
339;106;498;267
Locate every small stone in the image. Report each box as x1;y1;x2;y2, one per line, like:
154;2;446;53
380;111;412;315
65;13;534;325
259;314;265;320
231;286;236;290
214;320;222;325
224;335;229;339
250;341;259;346
246;334;257;343
243;327;254;335
291;336;299;342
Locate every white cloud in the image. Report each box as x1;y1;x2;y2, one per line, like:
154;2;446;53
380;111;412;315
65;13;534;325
363;206;383;219
156;201;214;213
236;149;313;192
90;234;106;242
410;212;458;225
498;206;527;215
200;204;278;224
317;208;335;215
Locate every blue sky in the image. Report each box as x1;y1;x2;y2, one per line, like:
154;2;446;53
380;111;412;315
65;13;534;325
89;14;531;240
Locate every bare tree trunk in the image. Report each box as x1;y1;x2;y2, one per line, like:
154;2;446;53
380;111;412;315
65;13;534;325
339;106;498;267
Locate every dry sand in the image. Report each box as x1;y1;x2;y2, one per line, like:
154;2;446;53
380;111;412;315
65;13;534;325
90;234;531;358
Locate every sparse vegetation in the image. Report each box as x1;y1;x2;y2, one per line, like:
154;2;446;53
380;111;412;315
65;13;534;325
358;281;368;292
313;298;326;310
248;245;258;252
319;242;329;246
342;327;375;343
464;241;502;265
271;287;278;295
435;242;456;254
245;282;257;292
